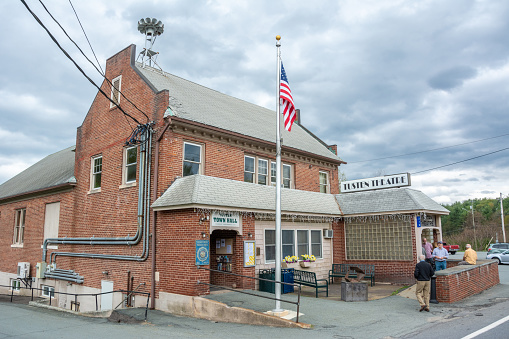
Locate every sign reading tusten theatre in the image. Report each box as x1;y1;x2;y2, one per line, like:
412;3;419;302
341;173;411;193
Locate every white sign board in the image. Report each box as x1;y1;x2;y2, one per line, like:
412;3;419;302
211;211;240;227
342;173;411;193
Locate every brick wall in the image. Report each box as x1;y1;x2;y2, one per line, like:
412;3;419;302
435;260;499;303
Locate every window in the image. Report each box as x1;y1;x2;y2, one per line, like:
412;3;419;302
10;279;20;291
345;219;412;260
13;208;26;245
244;155;293;188
183;142;202;176
91;155;102;190
297;230;309;257
319;171;329;193
123;146;137;184
43;202;60;241
110;75;121;108
264;228;323;262
265;229;275;261
258;159;268;185
282;230;294;258
311;230;322;257
42;285;55;298
244;156;255;183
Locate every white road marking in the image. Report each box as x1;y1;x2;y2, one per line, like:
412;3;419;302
462;314;509;339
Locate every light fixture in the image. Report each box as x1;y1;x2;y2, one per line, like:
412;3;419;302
248;233;253;238
201;232;207;238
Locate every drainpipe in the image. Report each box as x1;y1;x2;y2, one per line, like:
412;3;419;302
43;126;153;264
150;118;172;309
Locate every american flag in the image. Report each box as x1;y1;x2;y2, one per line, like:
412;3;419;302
280;62;296;131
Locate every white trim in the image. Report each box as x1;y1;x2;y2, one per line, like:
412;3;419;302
110;75;122;108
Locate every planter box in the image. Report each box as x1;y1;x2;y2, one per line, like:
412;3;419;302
299;261;312;268
281;262;299;269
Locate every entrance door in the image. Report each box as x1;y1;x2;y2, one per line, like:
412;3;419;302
101;280;113;311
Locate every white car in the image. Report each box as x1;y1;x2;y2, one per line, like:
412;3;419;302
487;249;509;264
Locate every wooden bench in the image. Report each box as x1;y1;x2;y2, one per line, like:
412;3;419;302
328;264;375;286
293;269;328;298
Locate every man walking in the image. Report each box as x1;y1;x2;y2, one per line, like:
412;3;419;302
414;254;434;312
432;241;449;271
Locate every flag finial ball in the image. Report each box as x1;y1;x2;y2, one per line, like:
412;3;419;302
276;35;281;41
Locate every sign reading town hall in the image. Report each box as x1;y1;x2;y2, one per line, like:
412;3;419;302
342;173;411;193
211;211;240;227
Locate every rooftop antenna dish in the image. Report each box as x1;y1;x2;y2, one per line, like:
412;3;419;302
137;17;164;69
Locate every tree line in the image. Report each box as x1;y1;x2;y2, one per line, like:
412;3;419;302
440;197;509;251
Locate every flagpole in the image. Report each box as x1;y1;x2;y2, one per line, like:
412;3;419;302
274;35;283;312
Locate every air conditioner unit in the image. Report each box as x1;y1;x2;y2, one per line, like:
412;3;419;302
17;262;30;279
323;229;333;239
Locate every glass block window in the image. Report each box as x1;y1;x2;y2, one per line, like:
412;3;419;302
345;219;412;260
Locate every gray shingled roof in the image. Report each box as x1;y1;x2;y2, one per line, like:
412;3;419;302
0;146;76;200
151;174;341;215
135;64;343;163
335;188;449;216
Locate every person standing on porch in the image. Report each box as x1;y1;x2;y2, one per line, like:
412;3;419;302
423;238;433;263
432;241;449;271
414;255;434;312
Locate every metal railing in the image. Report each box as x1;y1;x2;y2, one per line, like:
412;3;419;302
0;284;151;320
197;267;302;323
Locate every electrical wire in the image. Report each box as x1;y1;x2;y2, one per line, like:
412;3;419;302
68;0;104;75
20;0;142;125
36;0;150;122
349;133;509;164
412;147;509;174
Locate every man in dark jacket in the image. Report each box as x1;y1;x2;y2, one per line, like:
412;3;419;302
414;255;434;312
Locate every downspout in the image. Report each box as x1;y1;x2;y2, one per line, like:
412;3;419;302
150;118;172;309
44;126;153;265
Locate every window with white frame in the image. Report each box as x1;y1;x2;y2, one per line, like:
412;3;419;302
110;75;121;108
42;285;55;298
183;142;203;176
264;228;322;263
123;146;137;184
244;155;293;188
13;208;26;245
91;155;102;190
265;229;275;261
319;171;329;193
10;279;20;291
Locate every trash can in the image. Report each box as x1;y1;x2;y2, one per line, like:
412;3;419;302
258;268;294;294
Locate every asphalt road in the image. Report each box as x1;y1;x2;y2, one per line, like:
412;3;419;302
1;251;508;339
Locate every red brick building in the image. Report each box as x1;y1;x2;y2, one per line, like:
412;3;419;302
0;44;448;312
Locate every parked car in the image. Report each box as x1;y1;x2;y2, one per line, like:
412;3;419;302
487;243;509;254
486;249;509;264
442;242;459;255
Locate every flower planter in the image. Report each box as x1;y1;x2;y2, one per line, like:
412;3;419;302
282;262;299;269
299;261;312;268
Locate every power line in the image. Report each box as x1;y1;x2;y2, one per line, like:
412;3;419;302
36;0;150;122
21;0;142;125
349;133;509;164
68;0;104;75
412;147;509;174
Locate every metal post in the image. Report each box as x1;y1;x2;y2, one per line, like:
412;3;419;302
75;294;78;311
273;35;283;313
95;294;98;311
430;275;438;304
145;293;150;321
501;193;506;243
471;202;477;250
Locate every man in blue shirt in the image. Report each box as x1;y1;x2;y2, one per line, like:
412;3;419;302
432;241;449;271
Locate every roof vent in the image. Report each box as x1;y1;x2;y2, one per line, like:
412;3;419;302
137;17;164;69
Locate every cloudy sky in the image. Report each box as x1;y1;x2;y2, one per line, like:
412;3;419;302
1;0;509;204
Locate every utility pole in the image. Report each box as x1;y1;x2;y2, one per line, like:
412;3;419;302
471;201;477;250
501;193;506;243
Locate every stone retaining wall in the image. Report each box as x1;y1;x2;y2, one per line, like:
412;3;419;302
435;259;499;303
